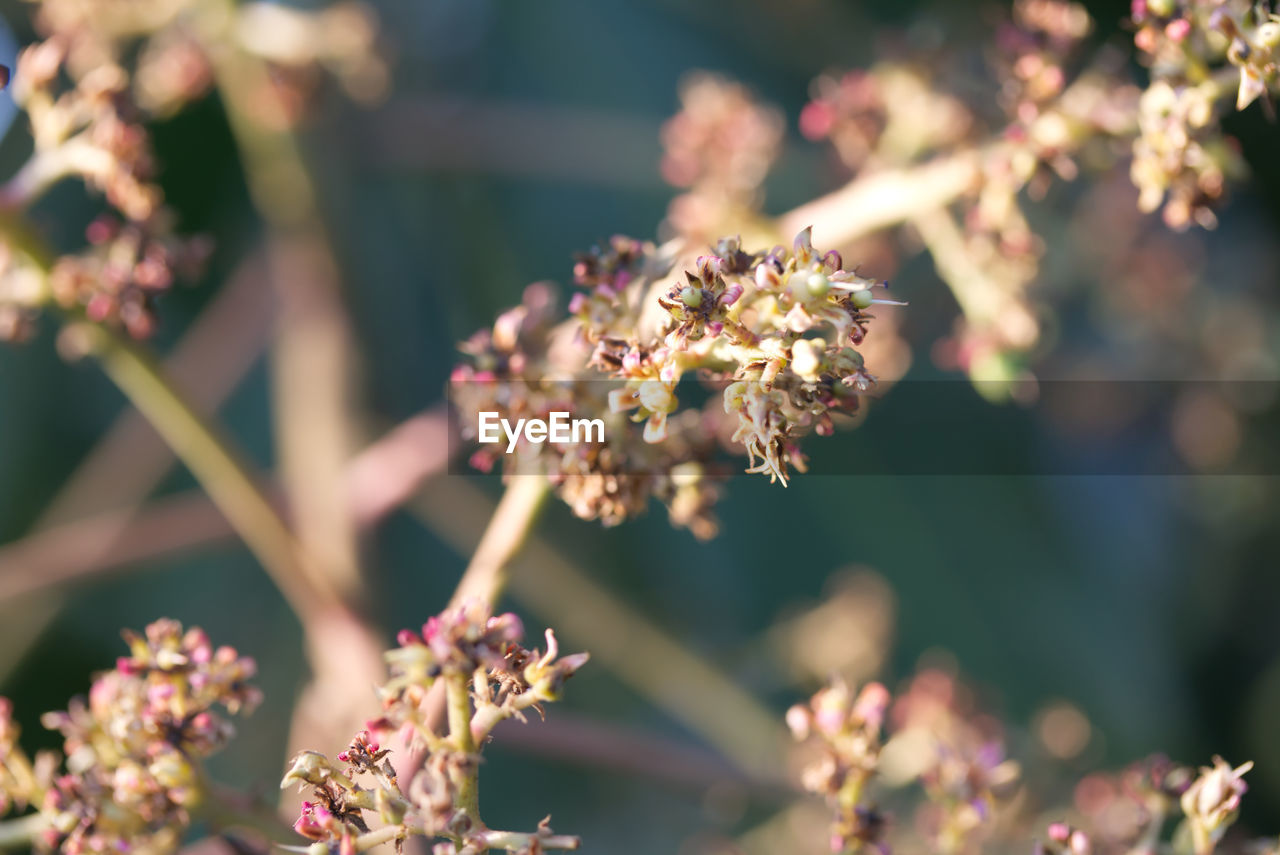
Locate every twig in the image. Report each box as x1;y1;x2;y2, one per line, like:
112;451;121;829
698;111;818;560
35;251;275;527
447;477;552;610
489;713;788;797
81;323;345;618
0;813;47;851
777;151;981;247
0;407;451;603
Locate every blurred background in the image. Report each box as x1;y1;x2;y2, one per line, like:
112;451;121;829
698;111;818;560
2;0;1280;853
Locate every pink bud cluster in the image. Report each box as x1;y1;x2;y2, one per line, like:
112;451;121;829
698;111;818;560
0;619;258;855
284;602;587;854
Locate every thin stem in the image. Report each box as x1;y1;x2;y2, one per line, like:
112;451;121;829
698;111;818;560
400;477;552;786
0;139;113;211
0;813;47;850
448;477;552;609
79;322;343;619
0;206;346;626
909;206;1006;325
476;829;580;850
445;672;481;823
778;151;981;247
353;825;405;852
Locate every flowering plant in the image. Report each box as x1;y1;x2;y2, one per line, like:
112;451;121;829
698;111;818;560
0;1;1277;855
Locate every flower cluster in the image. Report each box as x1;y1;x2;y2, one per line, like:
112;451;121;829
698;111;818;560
1036;755;1257;855
789;670;1022;855
789;665;1270;855
0;0;385;342
793;2;1145;389
886;670;1021;855
0;619;259;855
787;680;892;854
1128;0;1279;228
282;601;588;855
660;72;785;243
454;228;899;533
783;0;1279;389
1056;755;1190;854
1181;756;1254;855
451;276;724;538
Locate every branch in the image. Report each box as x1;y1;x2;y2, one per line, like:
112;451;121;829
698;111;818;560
777;151;981;247
447;477;552;609
0;813;47;851
81;322;345;618
0;407;451;603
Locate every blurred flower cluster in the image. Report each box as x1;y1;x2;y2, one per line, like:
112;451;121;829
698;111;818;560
282;601;587;854
789;670;1021;855
453;226;901;535
660;72;785;245
788;0;1273;387
0;0;385;341
789;666;1270;855
0;619;259;854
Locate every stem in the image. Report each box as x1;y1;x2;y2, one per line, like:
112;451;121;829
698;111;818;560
448;477;552;609
909;206;1007;325
477;829;581;850
0;139;114;211
353;825;405;852
445;672;481;817
80;322;342;619
0;205;346;625
777;151;981;247
1191;822;1214;855
399;477;551;774
0;813;48;850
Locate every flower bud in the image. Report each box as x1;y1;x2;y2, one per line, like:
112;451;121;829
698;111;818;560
806;272;831;297
281;751;340;790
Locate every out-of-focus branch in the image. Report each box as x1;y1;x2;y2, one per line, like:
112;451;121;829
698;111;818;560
83;323;346;619
195;0;385;786
0;406;451;602
0;251;273;685
490;713;788;797
775;62;1147;248
0;812;47;850
778;151;981;248
909;207;1008;326
267;239;364;600
446;477;551;609
38;252;275;526
6;207;334;631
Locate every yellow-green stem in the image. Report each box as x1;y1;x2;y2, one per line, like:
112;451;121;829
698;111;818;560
445;672;481;828
448;477;552;609
81;323;340;618
0;813;47;850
